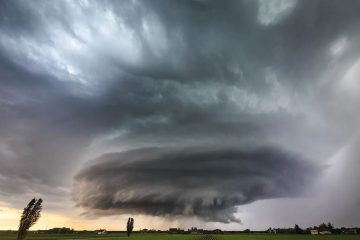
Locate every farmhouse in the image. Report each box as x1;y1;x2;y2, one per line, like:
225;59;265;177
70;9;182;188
267;228;277;234
310;225;332;235
310;230;319;235
96;229;107;235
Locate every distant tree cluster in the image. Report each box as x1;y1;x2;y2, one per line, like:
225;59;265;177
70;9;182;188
48;227;74;234
267;222;359;235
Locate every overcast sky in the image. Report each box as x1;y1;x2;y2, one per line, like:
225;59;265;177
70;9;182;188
1;0;360;231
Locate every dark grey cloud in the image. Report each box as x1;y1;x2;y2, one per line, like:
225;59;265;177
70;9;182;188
0;0;360;226
73;146;319;223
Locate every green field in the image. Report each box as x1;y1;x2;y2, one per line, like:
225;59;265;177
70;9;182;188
0;233;359;240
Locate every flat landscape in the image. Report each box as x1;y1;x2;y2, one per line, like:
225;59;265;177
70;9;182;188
2;1;360;240
1;233;359;240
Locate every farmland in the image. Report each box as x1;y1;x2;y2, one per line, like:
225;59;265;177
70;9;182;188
0;232;359;240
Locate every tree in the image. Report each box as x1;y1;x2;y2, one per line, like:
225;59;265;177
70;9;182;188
17;198;43;240
126;217;134;237
294;224;303;234
327;222;334;233
319;223;327;228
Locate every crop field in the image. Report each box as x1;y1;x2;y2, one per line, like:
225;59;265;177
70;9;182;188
1;233;360;240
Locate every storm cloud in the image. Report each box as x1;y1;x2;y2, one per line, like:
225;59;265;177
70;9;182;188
73;147;318;223
1;0;360;228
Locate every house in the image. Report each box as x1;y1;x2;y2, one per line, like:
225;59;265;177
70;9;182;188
317;225;332;235
310;230;319;235
267;228;277;234
96;229;107;235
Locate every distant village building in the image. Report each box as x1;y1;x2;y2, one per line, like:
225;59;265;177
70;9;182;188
310;225;332;235
267;228;277;234
343;228;358;234
96;229;107;235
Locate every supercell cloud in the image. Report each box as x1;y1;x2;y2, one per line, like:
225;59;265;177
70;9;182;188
73;147;318;223
1;0;360;226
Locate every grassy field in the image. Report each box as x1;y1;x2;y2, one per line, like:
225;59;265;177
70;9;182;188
0;233;359;240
